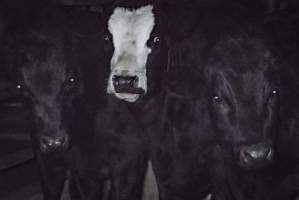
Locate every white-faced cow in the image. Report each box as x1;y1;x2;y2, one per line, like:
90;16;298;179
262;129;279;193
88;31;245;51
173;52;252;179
80;0;168;199
104;0;166;103
65;0;168;199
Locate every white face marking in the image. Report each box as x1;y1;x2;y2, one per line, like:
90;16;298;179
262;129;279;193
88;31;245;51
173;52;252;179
106;5;155;102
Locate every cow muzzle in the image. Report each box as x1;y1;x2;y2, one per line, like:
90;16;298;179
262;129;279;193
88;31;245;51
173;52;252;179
39;134;69;153
108;70;146;102
112;75;145;94
239;142;273;168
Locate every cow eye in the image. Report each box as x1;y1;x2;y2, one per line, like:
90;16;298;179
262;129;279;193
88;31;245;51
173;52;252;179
153;36;160;44
16;83;32;98
103;34;111;42
16;82;26;91
269;89;279;100
212;95;223;104
69;77;76;83
103;35;109;41
148;36;161;48
64;77;77;89
103;34;113;51
16;84;22;89
271;89;278;95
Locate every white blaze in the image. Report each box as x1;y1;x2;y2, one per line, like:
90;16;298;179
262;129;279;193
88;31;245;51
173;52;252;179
107;5;155;102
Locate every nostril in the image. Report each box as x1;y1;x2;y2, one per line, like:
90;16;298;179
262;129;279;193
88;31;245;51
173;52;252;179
266;147;273;161
112;75;121;83
40;134;68;152
247;149;260;160
243;144;273;160
41;136;53;146
240;144;274;167
133;76;138;86
112;75;138;86
112;75;144;95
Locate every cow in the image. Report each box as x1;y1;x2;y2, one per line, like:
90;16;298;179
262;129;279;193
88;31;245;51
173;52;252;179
1;4;102;199
150;2;282;199
75;0;169;199
104;0;167;103
46;0;169;199
144;2;216;199
206;22;279;170
204;18;281;200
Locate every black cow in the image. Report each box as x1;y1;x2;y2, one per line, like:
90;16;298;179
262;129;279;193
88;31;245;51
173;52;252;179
3;7;83;200
206;22;279;169
1;5;103;200
152;2;281;199
205;19;281;200
147;2;215;200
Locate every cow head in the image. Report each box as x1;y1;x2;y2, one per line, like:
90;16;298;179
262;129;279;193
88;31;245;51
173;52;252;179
104;1;166;102
207;30;280;169
8;27;82;153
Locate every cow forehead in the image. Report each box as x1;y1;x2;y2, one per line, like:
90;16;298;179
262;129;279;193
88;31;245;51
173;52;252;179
22;55;67;98
108;5;155;51
217;72;271;101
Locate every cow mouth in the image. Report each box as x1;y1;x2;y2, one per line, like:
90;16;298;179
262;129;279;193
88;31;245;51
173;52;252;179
113;83;145;94
107;72;147;102
112;75;145;95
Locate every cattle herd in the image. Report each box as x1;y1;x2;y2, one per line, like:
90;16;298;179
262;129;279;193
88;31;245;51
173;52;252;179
1;0;299;199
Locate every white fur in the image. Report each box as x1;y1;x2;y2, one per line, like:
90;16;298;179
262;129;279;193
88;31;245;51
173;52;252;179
107;5;155;102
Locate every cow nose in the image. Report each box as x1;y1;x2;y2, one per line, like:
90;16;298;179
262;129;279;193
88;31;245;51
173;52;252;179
112;75;144;94
40;134;69;153
240;143;273;167
113;75;138;87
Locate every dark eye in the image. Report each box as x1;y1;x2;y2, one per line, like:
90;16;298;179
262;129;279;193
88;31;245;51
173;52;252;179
64;76;77;89
148;36;161;48
103;34;111;42
271;89;278;95
268;89;279;102
153;36;160;44
16;84;22;89
103;34;113;51
16;82;26;91
212;95;223;104
69;77;76;83
269;89;279;99
15;83;32;98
